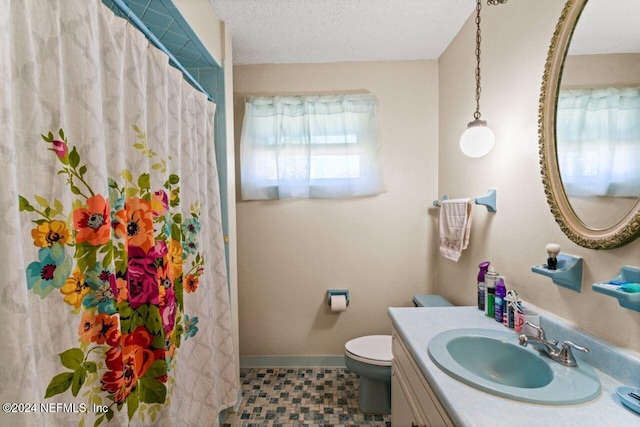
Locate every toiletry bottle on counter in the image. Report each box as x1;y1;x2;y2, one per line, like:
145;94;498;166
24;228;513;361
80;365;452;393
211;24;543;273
494;277;506;323
477;261;490;311
484;266;498;318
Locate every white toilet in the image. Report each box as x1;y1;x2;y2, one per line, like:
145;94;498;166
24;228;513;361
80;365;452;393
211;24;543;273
343;295;453;413
344;335;393;414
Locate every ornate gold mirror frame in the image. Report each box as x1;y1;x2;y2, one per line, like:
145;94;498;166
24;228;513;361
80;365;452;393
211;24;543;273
539;0;640;249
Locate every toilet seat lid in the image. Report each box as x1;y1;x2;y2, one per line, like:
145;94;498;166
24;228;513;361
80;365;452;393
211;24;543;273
345;335;393;366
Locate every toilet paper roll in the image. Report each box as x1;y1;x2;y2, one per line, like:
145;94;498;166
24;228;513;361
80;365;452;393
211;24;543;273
330;295;347;312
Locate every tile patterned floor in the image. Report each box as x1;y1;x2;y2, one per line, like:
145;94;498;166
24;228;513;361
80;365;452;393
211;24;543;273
222;368;392;427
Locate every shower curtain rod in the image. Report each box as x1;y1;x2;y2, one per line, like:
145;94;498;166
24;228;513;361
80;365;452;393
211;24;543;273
110;0;214;103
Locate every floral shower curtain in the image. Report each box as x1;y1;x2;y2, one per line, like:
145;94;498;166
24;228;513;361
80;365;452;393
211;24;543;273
0;0;237;426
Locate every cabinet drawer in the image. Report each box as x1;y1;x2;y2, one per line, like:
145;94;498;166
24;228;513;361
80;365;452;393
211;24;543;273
392;327;454;426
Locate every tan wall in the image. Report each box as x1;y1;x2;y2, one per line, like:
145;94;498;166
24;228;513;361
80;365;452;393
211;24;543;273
233;61;440;356
562;53;640;88
438;0;640;352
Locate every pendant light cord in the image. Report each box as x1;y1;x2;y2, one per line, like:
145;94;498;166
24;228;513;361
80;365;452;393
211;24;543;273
460;0;507;157
473;0;482;120
473;0;509;121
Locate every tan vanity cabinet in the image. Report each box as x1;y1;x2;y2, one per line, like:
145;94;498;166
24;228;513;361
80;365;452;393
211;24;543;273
391;326;454;427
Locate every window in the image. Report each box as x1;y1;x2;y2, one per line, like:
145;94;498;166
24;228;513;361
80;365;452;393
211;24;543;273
240;94;386;200
556;87;640;197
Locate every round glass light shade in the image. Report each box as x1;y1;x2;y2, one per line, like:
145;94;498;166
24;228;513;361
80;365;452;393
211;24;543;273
459;119;495;158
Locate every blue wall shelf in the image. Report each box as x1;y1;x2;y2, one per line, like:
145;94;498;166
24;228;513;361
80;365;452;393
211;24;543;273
531;253;583;292
592;266;640;312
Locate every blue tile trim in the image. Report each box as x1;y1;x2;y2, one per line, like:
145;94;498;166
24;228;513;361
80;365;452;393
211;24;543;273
106;0;213;102
142;7;173;30
160;29;188;49
156;0;220;68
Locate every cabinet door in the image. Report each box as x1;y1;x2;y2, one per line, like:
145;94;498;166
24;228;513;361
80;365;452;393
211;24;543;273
391;366;421;426
392;328;454;426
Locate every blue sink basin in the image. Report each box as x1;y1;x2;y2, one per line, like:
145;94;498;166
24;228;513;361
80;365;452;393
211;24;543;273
446;335;554;388
428;328;601;405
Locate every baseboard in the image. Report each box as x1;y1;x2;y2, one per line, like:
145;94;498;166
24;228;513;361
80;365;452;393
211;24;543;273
240;355;346;368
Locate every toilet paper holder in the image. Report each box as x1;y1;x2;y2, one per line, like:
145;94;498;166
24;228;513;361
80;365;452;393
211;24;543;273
327;289;350;307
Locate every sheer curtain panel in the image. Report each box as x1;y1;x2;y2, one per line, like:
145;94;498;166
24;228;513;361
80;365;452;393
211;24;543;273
240;94;386;200
556;87;640;197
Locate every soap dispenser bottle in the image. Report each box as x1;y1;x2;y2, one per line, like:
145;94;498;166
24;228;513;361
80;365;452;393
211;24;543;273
477;262;490;311
484;267;498;318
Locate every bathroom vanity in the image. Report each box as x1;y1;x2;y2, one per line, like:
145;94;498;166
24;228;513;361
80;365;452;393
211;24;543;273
392;325;454;426
388;306;640;426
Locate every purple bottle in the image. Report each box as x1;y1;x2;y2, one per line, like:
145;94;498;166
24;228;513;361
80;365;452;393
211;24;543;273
494;278;507;323
477;262;490;311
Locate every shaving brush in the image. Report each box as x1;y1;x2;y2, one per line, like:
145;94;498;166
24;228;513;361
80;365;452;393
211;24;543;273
546;243;560;270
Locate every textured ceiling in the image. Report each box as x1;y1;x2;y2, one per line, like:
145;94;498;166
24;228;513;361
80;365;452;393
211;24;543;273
208;0;639;65
208;0;476;65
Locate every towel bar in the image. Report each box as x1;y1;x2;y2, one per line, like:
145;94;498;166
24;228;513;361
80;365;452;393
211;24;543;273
433;189;497;213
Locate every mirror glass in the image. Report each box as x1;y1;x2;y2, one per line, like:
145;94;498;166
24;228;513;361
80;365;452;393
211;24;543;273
539;0;640;249
558;0;640;230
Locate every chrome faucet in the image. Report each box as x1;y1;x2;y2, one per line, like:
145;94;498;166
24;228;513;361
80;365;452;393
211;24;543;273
518;321;589;367
518;320;558;354
554;340;590;367
518;334;559;356
522;320;554;342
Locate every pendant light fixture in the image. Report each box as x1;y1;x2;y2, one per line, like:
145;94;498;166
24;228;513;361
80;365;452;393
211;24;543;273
460;0;507;158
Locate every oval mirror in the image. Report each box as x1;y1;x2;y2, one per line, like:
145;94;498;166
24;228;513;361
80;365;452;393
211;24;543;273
539;0;640;249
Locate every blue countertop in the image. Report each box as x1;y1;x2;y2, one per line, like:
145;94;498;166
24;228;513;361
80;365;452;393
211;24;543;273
388;306;640;426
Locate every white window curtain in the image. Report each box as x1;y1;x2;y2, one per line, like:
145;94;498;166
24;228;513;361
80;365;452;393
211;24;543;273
240;94;386;200
556;87;640;197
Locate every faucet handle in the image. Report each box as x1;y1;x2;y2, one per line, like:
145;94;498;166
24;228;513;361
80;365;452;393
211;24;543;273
557;341;589;367
562;340;589;353
525;320;546;339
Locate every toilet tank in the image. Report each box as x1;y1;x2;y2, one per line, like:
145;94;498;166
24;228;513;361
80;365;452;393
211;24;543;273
412;295;453;307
